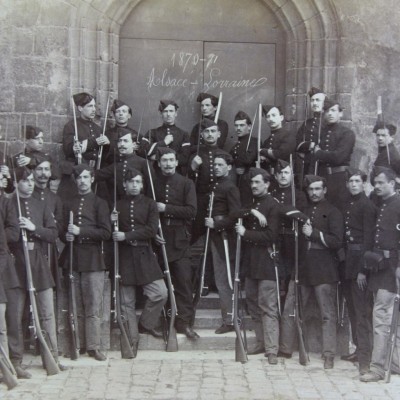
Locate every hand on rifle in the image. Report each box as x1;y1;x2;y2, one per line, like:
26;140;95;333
132;142;140;152
156;202;166;212
236;167;245;175
395;266;400;287
155;233;166;246
0;175;7;189
0;165;10;178
19;217;36;231
110;210;119;223
205;217;215;229
235;223;246;236
164;134;174;146
251;209;267;227
357;272;367;291
68;223;80;236
16;155;31;167
302;219;313;237
191;155;202;171
112;230;126;242
66;232;74;242
313;144;320;153
73;141;83;155
96;136;110;146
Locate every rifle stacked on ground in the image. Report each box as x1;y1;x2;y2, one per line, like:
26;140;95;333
0;344;18;390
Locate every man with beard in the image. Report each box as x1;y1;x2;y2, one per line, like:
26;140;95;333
141;100;191;175
190;93;229;150
153;148;198;339
234;168;280;363
112;167;167;353
260;106;296;174
230;111;258;205
62;164;111;361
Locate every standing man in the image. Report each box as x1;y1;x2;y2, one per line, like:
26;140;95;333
15;126;47;168
62;164;111;361
361;167;400;382
340;169;375;375
373;122;400;175
300;175;344;369
260;105;296;174
309;99;356;210
296;87;326;181
234;168;281;364
190;93;228;150
153;148;198;339
205;152;241;334
58;92;110;200
230;111;258;205
112;168;168;352
7;167;62;376
141;100;191;175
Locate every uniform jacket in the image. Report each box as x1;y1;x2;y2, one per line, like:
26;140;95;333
260;127;296;166
230;135;258;171
374;143;400;175
116;194;164;286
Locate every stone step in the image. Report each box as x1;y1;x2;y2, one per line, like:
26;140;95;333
197;291;247;310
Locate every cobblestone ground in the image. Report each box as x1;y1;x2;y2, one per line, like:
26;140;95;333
1;351;399;400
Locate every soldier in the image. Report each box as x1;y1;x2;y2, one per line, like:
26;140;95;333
112;167;168;348
309;99;356;210
58;92;110;200
205;152;241;334
373;122;400;175
105;99;139;165
153;148;198;339
361;167;400;382
15;126;46;168
260;105;296;174
62;164;111;361
296;87;326;181
190;93;229;150
141;100;191;175
7;167;64;377
300;175;343;369
234;168;281;363
340;169;375;375
229;111;258;205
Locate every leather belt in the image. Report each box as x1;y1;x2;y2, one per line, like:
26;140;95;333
372;248;400;259
27;242;35;251
308;242;326;250
163;218;185;226
346;243;362;251
326;166;348;175
214;215;226;222
128;240;149;247
280;227;294;235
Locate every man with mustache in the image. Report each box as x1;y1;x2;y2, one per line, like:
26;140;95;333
299;175;343;369
62;164;111;361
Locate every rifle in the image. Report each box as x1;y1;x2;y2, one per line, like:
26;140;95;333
271;244;281;316
0;344;18;390
146;160;178;352
72;97;82;165
67;211;80;360
298;94;309;190
200;192;214;296
377;96;390;165
384;291;400;383
96;95;110;171
2;117;8;165
13;172;60;375
313;111;323;175
256;104;262;168
232;218;247;363
214;92;223;124
290;155;309;365
245;107;258;152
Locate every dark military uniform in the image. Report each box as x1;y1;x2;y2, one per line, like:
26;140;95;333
115;193;167;341
312;123;355;210
342;192;375;371
367;193;400;377
234;193;281;355
300;198;343;359
62;191;111;352
230;135;258;205
154;171;197;328
374;143;400;175
260;128;296;172
141;125;191;175
190;118;229;150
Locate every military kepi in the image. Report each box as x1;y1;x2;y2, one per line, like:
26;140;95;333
73;92;94;107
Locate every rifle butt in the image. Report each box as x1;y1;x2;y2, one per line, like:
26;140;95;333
69;332;79;361
298;337;310;366
120;334;136;359
166;324;178;352
40;343;60;375
235;337;248;364
0;358;18;390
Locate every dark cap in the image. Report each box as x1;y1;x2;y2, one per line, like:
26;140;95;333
275;159;290;173
200;118;218;131
111;99;132;115
308;87;324;98
345;167;367;182
234;111;252;125
72;164;94;178
73;92;94;107
303;174;326;188
214;150;233;165
371;166;397;182
158;100;178;112
14;167;33;182
30;153;52;169
124;167;143;181
25;125;42;140
373;121;397;136
323;98;342;111
116;127;134;140
262;105;283;117
248;167;271;182
197;93;218;106
156;147;176;160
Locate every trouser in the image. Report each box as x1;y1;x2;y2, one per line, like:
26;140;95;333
301;283;337;358
210;236;233;325
246;278;279;355
279;280;296;354
341;279;358;347
169;257;195;327
0;303;8;358
6;287;58;365
75;271;105;351
370;289;400;377
120;279;168;342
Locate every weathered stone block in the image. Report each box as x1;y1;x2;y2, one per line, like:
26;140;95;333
34;27;68;57
13;58;47;86
9;0;40;28
15;86;45;112
11;27;34;56
0;90;15;113
51;115;69;143
38;1;73;27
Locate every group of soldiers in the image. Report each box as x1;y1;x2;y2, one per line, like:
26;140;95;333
0;86;400;386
